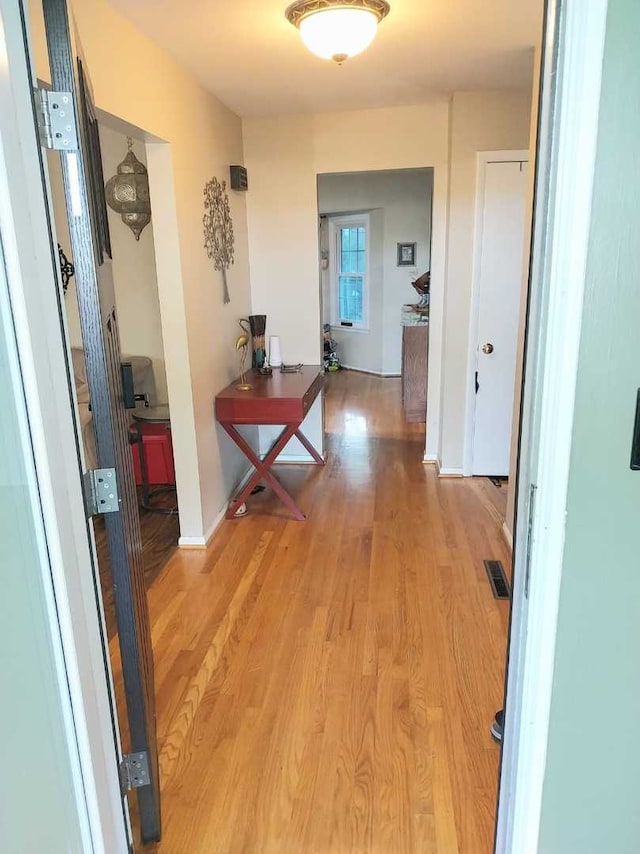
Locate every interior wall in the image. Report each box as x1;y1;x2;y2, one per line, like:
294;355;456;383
538;0;640;847
440;89;532;473
318;169;433;376
244;102;450;460
99;125;168;403
51;125;169;405
29;0;253;543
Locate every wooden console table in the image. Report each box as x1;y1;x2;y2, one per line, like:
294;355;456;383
215;366;325;520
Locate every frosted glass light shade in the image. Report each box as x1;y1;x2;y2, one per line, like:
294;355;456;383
286;0;390;64
299;8;379;62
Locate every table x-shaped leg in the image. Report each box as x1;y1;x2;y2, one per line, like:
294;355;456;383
221;422;323;520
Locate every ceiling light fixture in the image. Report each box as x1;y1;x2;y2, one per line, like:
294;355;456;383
285;0;390;64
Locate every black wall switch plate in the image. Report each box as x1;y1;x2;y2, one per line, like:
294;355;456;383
630;389;640;470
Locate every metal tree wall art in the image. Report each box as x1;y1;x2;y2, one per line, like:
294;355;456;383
203;176;235;304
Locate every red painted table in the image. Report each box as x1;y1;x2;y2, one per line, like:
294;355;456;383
215;366;325;520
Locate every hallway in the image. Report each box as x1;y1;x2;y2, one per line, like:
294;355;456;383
128;371;510;852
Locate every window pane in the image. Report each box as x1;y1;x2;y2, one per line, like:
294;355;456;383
357;228;366;251
356;250;365;273
339;276;364;323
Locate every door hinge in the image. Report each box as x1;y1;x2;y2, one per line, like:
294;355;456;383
35;88;78;151
119;751;151;795
524;483;537;599
83;467;120;516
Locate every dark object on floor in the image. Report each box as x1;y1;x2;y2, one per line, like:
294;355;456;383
491;708;505;743
323;323;340;371
250;484;266;495
489;476;508;488
484;559;511;600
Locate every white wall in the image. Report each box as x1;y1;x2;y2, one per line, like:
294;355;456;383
440;90;532;473
318;169;433;376
244;102;450;460
29;0;253;543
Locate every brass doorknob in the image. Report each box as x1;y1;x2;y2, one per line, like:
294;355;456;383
481;343;494;354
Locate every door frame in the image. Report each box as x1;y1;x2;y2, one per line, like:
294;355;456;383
0;0;611;851
495;0;609;851
0;0;128;850
463;149;529;478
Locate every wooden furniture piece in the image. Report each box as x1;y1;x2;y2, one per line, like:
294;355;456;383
215;366;325;520
401;324;429;422
132;405;178;515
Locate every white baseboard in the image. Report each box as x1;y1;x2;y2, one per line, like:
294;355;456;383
501;520;513;551
438;465;464;478
341;365;401;378
423;453;438;464
274;453;324;464
178;464;254;549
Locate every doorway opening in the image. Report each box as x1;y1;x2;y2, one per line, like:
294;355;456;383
46;116;179;639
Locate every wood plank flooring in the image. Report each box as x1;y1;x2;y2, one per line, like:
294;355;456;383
117;371;511;853
96;487;179;639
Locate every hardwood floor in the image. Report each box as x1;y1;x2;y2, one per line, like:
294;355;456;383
117;371;511;853
96;487;179;639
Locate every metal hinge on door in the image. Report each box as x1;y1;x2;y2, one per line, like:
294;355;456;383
119;752;151;795
35;88;78;151
524;483;537;599
83;468;120;516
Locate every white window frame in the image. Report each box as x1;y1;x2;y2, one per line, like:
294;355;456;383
328;213;370;333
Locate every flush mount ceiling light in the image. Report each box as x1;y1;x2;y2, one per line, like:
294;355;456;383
285;0;390;64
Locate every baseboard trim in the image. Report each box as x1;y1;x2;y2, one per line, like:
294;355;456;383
341;365;401;378
178;464;255;549
273;454;324;464
423;453;438;465
501;520;513;551
437;465;464;478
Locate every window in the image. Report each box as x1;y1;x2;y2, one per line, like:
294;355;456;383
330;215;369;330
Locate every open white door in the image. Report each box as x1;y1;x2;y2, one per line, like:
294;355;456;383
471;155;528;476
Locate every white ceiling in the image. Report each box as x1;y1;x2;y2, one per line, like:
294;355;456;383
109;0;543;118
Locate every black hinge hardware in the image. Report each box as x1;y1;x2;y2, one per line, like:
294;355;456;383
524;483;537;599
630;389;640;470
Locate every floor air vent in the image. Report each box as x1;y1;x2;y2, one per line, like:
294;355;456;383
484;559;511;600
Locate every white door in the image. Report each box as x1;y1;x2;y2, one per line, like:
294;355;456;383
472;159;528;476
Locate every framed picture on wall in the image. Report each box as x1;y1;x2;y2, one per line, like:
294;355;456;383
397;242;417;266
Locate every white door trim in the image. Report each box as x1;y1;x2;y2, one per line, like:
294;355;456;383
463;149;529;478
496;1;609;851
0;0;128;850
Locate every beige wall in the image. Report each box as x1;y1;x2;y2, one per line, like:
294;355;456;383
53;125;169;405
440;90;532;473
244;95;532;467
244;102;450;460
100;125;168;404
29;0;252;543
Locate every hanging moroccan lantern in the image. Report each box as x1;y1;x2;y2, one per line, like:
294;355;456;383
105;137;151;240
